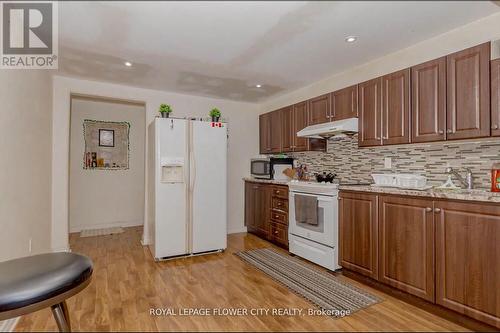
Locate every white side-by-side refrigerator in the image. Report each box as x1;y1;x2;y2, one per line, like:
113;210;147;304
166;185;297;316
148;117;227;260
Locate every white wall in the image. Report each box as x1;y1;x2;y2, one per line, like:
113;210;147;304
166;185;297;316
0;70;52;262
52;76;260;251
69;97;145;232
261;11;500;111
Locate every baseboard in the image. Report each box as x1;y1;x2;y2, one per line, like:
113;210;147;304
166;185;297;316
0;317;19;332
227;226;248;234
51;245;71;253
69;220;143;233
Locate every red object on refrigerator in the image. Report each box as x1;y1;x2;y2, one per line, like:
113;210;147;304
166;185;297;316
492;163;500;192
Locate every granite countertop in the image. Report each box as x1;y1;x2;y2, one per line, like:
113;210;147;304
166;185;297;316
243;177;500;203
339;185;500;204
243;177;289;185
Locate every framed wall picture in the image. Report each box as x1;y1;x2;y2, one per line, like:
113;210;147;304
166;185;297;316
99;129;115;147
83;120;130;170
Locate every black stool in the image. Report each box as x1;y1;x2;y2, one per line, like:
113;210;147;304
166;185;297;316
0;252;93;332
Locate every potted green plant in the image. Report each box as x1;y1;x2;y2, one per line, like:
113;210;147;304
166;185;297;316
159;104;172;118
209;108;221;122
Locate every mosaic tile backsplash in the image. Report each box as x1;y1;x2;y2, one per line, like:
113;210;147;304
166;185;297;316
290;135;500;189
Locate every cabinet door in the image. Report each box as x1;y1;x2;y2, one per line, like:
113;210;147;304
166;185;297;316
379;196;435;302
308;94;331;125
411;57;447;143
358;78;383;147
269;110;282;153
331;85;358;121
435;201;500;328
293;101;309;151
339;192;379;279
492;59;500;137
446;42;490;140
244;182;255;229
382;69;411;145
259;113;271;154
254;184;270;238
281;106;293;152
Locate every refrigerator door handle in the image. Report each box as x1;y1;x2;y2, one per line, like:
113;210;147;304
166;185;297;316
189;150;196;192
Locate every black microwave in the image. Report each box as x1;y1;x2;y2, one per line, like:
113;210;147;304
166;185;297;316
250;158;271;179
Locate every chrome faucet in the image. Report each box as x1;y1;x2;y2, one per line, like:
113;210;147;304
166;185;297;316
445;167;473;190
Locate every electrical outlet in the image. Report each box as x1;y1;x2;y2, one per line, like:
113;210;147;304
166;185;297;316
384;157;392;169
29;238;32;253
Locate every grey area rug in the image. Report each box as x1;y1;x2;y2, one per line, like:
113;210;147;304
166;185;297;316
236;248;381;317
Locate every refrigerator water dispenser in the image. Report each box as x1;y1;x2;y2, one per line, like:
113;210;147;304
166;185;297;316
161;157;185;183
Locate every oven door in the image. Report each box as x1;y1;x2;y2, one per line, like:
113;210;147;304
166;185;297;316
250;159;270;179
288;191;338;247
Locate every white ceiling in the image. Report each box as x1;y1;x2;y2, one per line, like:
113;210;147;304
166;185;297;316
58;1;500;102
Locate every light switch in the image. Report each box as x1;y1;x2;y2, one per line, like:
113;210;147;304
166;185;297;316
384;157;392;169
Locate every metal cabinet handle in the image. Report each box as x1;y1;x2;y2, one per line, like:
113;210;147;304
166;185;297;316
383;136;388;139
438;130;444;134
492;124;499;130
446;129;452;134
376;137;381;140
275;215;279;219
274;230;279;235
434;208;441;213
425;207;433;212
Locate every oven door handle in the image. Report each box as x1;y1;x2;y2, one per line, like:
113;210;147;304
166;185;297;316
291;193;337;203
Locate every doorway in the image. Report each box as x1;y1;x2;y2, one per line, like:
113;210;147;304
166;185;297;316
68;95;146;236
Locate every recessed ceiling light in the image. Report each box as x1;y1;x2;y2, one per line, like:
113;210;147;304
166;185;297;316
255;84;262;88
124;61;132;67
345;36;357;43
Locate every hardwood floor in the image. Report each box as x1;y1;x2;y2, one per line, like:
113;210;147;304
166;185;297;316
15;227;468;332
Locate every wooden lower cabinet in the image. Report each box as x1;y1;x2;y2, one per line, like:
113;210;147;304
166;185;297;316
244;182;270;239
339;192;378;279
245;181;288;249
379;196;435;302
340;191;500;328
435;200;500;328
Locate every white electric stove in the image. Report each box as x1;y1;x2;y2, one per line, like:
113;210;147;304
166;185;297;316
288;180;341;271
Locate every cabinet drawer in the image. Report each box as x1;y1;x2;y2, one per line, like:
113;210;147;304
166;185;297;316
272;197;288;212
270;221;288;247
271;210;287;225
272;186;288;199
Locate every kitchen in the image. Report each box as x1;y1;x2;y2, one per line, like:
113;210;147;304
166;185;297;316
3;2;500;332
245;40;500;330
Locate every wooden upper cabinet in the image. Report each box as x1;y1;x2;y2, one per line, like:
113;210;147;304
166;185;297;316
446;42;490;140
358;77;383;147
382;69;411;145
411;57;447;143
379;196;435;302
331;85;358;121
293;101;309;151
269;110;282;153
259;113;271;154
281;106;293;152
308;94;331;125
339;191;379;279
492;59;500;137
435;201;500;328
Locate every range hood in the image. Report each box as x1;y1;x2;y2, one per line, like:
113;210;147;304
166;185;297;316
296;117;358;139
